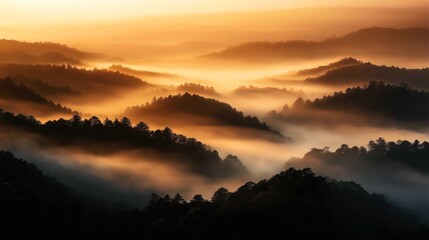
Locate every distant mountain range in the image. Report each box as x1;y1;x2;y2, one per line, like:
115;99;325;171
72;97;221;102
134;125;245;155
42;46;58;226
0;39;121;65
202;28;429;64
305;61;429;90
0;64;151;100
264;57;429;91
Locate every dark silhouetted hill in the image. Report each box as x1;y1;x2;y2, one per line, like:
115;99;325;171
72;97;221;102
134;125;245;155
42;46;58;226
110;168;427;240
285;138;429;223
307;82;429;122
108;64;181;80
202;28;429;63
18;78;82;99
295;57;362;77
305;62;429;90
0;110;247;179
0;150;114;239
125;93;289;142
0;77;75;117
0;50;82;65
0;64;151;98
176;83;220;97
233;85;302;97
288;138;429;175
0;39;119;65
0;151;426;239
267;82;429;130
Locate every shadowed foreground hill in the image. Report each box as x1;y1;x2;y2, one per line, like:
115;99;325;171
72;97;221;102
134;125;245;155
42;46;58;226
305;62;429;91
202;27;429;64
267;82;429;130
0;152;426;239
0;77;75;117
0;151;112;239
0;109;247;179
125;93;289;142
285;138;429;223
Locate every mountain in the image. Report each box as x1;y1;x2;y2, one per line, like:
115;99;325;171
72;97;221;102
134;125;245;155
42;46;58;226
305;62;429;90
176;83;220;97
1;151;426;239
0;77;75;117
232;85;302;97
267;82;429;130
0;110;247;179
0;39;119;65
0;150;113;239
288;138;429;175
294;57;362;77
108;64;181;80
285;138;429;223
16;78;82;100
202;28;429;63
131;168;425;240
0;64;151;99
125;93;289;142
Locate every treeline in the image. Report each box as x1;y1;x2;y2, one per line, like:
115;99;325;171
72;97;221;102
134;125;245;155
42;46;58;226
0;151;426;239
126;93;288;140
296;57;362;77
305;62;429;90
176;83;220;97
0;109;247;178
295;138;429;175
275;82;429;126
306;82;429;122
0;64;150;97
0;77;75;116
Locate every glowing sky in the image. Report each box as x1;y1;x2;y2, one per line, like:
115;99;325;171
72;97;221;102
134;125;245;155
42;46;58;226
1;0;428;25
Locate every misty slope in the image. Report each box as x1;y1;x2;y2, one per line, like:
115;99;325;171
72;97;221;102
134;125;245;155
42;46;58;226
305;62;429;90
232;85;301;97
0;39;117;65
0;110;247;179
176;83;220;97
287;138;429;176
0;64;151;99
125;93;289;142
285;138;429;223
108;64;181;80
294;57;363;77
15;77;82;100
267;82;429;130
0;151;113;239
202;27;429;63
1;152;426;239
128;168;424;240
0;77;75;117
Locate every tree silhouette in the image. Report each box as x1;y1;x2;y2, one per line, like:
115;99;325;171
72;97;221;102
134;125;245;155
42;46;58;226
0;151;427;239
0;109;248;179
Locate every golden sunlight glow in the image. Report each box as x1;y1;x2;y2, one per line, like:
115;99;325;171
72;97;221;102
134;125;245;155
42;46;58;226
1;0;428;25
